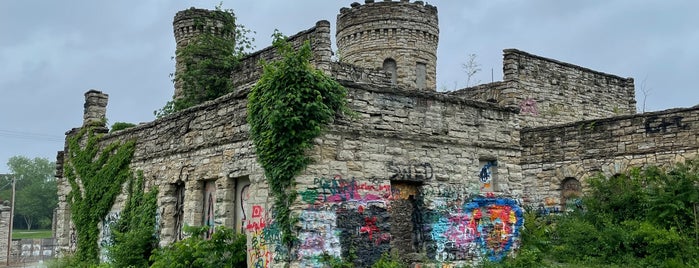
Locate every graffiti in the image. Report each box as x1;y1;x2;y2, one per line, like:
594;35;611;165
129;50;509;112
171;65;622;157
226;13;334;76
479;161;496;183
419;184;474;200
174;181;185;241
99;211;120;262
69;225;77;252
298;210;341;267
246;206;273;268
241;184;250;223
306;176;391;206
645;115;689;133
297;176;393;267
203;181;216;239
337;206;392;267
519;98;538;116
389;162;433;181
428;197;524;262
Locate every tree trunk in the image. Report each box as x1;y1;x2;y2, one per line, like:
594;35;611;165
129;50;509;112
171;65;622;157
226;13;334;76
23;215;32;231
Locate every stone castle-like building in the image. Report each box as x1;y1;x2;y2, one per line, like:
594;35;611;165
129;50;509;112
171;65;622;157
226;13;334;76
54;1;698;267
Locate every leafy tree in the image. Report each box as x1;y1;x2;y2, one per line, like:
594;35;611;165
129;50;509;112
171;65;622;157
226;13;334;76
1;156;57;230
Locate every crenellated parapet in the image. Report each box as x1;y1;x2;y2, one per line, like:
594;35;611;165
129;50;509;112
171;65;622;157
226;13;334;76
336;0;439;91
172;8;236;99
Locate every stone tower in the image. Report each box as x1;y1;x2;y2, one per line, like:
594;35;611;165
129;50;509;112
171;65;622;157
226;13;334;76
336;0;439;91
173;8;235;99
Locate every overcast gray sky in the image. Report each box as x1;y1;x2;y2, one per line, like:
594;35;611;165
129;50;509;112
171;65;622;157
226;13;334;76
1;0;698;173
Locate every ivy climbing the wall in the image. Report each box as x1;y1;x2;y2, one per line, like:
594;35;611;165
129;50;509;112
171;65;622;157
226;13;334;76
156;5;254;118
64;127;136;265
247;32;349;256
108;171;159;267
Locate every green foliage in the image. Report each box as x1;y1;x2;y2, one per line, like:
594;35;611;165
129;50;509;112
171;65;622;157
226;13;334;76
64;127;136;265
156;5;254;118
320;254;353;268
371;253;403;268
2;156;57;230
108;171;159;268
110;122;136;132
150;226;246;268
513;159;699;267
247;32;348;252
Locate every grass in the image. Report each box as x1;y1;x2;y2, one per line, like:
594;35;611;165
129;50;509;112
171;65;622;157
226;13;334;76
12;229;52;239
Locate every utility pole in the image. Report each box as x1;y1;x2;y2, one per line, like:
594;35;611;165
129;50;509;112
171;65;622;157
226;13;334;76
6;176;15;265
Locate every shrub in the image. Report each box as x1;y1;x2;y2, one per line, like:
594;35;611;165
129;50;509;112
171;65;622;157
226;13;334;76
110;122;136;132
150;226;246;268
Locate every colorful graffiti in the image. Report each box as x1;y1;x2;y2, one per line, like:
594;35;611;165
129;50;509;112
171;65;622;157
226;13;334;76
429;197;524;262
247;172;524;267
99;211;120;262
298;175;393;267
298;210;341;267
246;205;273;268
479;161;497;192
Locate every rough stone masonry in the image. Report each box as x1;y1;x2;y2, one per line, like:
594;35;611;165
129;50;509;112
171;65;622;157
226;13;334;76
53;1;698;267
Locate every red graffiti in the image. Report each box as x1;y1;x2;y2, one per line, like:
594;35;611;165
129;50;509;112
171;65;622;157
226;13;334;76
252;205;263;218
359;217;379;240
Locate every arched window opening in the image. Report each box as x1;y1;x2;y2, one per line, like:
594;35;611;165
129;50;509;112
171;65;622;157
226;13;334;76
383;58;397;85
561;177;582;212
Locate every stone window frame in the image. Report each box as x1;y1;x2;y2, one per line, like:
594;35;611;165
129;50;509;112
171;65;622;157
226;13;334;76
382;58;397;85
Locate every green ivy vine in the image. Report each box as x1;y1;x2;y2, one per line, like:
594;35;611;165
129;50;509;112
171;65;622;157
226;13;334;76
108;171;159;267
247;32;349;255
156;5;254;118
64;127;136;264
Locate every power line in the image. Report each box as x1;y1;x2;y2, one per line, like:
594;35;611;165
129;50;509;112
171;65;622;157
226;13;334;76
0;129;64;142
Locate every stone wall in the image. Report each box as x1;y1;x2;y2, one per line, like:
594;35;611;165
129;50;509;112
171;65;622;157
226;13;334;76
57;74;524;267
502;49;637;128
449;82;506;104
231;20;333;90
0;204;9;264
521;106;699;212
281;81;523;267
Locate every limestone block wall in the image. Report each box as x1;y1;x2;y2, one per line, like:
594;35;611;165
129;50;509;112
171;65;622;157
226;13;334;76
502;49;637;128
336;0;439;91
57;78;525;267
449;82;506;104
231;20;333;91
55;89;265;253
277;81;524;267
520;106;699;212
0;205;10;264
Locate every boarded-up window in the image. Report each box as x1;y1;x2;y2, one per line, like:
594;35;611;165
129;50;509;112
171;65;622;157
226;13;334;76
383;58;397;85
234;176;251;233
173;181;185;241
416;62;426;90
202;180;216;239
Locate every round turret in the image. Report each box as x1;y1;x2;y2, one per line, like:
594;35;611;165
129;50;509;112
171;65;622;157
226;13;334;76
172;8;236;99
337;0;439;91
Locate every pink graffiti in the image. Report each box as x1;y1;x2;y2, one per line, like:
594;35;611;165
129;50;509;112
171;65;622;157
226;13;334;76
519;98;539;116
